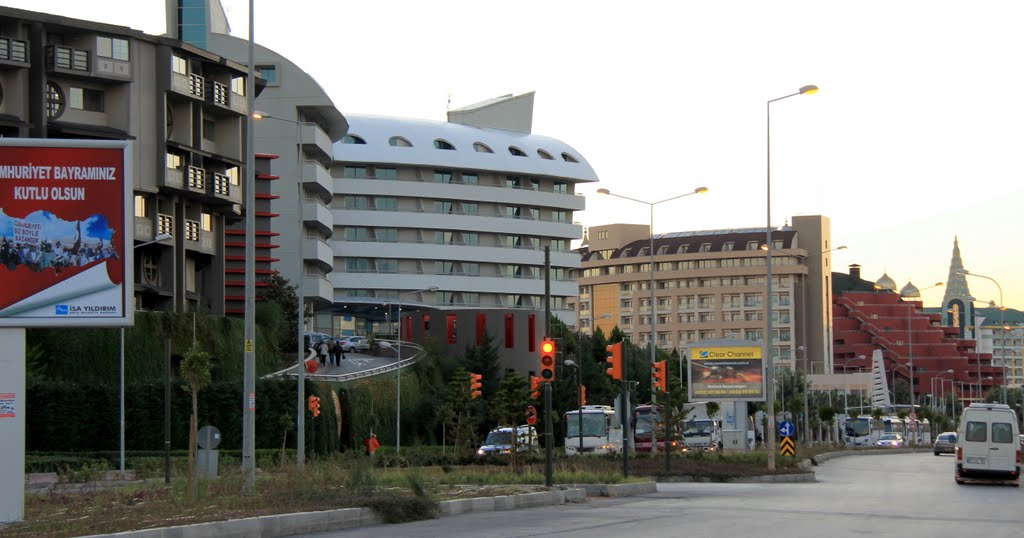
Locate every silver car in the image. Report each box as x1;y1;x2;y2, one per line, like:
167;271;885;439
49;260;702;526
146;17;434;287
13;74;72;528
933;431;957;455
339;336;369;353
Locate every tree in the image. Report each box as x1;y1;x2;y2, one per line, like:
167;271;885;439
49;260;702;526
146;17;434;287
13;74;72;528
180;344;212;499
260;274;312;353
444;369;481;457
492;372;529;471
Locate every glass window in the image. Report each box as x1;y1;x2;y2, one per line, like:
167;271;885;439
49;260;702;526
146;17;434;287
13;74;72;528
462;202;478;215
552;210;567;223
134;195;147;218
97;37;130;61
473;142;493;153
462;173;478;184
435;201;454;214
69;87;104;112
530;179;540;190
45;82;65;119
509;146;527;157
434;139;455;150
231;77;245;95
202;119;215;141
256;64;277;85
172;55;188;74
992;422;1013;443
374;197;396;210
342;135;366;144
388;136;412;147
375;167;397;179
434;170;453;183
345;196;370;209
553;182;567;193
166;153;183;169
965;421;987;442
343;166;367;178
463;232;479;245
201;213;212;232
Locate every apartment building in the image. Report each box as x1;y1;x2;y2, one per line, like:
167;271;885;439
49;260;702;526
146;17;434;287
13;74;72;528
325;93;597;343
0;6;253;314
574;215;834;374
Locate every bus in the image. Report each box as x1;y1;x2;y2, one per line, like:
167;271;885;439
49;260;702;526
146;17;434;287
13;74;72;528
632;404;682;452
681;402;720;451
564;405;623;455
844;415;874;447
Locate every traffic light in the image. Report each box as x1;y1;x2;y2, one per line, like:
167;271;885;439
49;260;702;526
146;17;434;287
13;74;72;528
530;375;541;400
652;360;667;393
580;384;587;406
469;373;483;399
605;342;622;380
307;395;321;417
539;338;556;382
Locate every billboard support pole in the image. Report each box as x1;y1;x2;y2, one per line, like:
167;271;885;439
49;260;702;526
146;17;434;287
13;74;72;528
0;329;25;522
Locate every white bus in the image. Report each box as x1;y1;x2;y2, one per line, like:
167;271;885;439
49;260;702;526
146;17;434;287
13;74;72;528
564;405;623;455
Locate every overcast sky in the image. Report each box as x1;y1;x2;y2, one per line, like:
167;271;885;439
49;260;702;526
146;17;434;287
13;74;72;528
17;0;1024;310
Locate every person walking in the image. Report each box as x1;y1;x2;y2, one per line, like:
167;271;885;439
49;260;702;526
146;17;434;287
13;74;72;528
332;339;343;365
318;340;329;367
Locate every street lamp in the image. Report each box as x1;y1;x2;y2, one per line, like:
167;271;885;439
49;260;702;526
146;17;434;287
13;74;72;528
958;270;1007;404
765;83;818;471
904;282;943;429
932;369;954;416
596;186;707;453
394;286;438;454
563;359;584;453
122;232;172;478
796;245;846;445
253;110;312;467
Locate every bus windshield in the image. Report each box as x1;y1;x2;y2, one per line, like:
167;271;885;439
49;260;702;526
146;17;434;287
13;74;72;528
565;413;609;438
682;419;713;437
845;417;870;437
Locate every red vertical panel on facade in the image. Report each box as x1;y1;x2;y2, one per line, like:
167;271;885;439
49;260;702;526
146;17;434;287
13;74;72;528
504;313;514;348
446;314;457;344
403;316;412;341
528;314;536;352
476;313;486;346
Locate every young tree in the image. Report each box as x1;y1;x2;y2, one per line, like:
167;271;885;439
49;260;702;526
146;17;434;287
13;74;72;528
180;344;212;499
445;369;481;458
493;372;530;471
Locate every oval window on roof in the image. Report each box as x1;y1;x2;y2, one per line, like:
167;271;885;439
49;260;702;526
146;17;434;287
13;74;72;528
342;134;366;144
509;146;527;157
434;139;456;150
561;152;579;163
537;149;554;160
388;136;412;147
473;142;493;153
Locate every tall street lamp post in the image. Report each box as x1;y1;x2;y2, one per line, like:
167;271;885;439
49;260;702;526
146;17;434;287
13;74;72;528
796;245;846;446
932;369;954;416
253;110;312;467
596;186;707;454
122;232;172;478
765;84;818;470
958;270;1006;404
905;282;943;438
394;286;438;454
564;359;584;453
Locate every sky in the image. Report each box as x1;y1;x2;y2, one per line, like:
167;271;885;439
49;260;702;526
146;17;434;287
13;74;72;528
14;0;1024;309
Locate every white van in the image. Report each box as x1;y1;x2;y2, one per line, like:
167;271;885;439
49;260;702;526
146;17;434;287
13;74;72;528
476;425;538;457
955;403;1021;486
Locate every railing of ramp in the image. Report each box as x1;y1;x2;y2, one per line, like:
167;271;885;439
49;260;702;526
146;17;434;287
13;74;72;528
261;339;426;383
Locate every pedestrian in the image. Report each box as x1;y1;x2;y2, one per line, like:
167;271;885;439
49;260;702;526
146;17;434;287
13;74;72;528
364;432;380;456
318;340;329;367
332;339;343;365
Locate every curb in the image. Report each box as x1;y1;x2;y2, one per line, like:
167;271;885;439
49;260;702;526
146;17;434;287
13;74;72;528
78;487;590;538
575;482;658;497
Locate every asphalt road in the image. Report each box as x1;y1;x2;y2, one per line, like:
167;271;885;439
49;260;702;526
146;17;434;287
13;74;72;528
315;452;1024;538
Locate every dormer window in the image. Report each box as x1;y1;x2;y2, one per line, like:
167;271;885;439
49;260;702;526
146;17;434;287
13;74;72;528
342;134;366;144
537;149;554;160
509;146;527;157
389;136;412;147
473;142;493;153
434;139;455;150
561;152;579;163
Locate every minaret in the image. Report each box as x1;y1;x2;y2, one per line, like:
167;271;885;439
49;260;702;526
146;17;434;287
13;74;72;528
941;237;974;338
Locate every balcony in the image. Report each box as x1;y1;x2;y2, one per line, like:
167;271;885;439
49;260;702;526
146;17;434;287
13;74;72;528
302;274;333;303
162;166;185;190
301;160;333;198
210;172;241;205
299;123;333;161
302;199;332;236
0;37;29;69
186;166;207;195
303;236;334;272
46;45;89;74
171;71;204;100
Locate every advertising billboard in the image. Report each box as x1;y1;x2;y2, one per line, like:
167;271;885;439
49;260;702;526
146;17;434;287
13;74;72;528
687;342;765;402
0;140;132;327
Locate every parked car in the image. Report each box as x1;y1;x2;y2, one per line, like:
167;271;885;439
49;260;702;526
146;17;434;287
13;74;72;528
933;431;957;455
875;433;904;448
339;336;369;353
476;425;538;457
303;332;331;352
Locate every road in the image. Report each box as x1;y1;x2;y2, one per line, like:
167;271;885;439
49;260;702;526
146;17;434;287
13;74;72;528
316;452;1024;537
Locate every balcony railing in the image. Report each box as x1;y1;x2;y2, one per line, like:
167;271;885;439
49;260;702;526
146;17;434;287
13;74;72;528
212;173;231;196
0;37;28;64
189;74;204;98
47;45;89;72
210;81;229;106
187;166;206;191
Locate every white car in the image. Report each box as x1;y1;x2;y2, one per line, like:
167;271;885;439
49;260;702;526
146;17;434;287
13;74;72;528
339;336;369;353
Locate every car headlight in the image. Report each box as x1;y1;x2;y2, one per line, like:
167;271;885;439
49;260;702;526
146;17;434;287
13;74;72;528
477;449;485;456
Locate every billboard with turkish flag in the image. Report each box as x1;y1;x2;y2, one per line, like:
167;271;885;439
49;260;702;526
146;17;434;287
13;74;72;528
0;139;132;327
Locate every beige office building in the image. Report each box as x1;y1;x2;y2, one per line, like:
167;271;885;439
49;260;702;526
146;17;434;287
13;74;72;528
573;215;836;374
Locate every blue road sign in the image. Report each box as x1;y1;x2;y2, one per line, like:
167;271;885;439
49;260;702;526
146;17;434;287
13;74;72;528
779;420;795;437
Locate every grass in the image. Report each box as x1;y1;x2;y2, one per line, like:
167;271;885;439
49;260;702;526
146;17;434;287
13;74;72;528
0;447;833;537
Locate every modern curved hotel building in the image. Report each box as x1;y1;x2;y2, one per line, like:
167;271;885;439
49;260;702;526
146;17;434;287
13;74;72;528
325;93;598;334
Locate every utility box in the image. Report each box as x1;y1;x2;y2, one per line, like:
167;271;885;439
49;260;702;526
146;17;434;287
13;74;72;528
721;430;746;453
196;425;221;479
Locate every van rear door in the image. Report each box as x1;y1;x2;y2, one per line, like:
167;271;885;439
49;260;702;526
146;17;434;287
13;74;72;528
988;413;1017;473
962;419;990;471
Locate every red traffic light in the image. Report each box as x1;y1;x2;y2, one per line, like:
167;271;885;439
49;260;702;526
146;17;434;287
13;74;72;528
530;375;541;399
605;342;623;380
652;360;667;393
539;338;556;382
469;372;483;399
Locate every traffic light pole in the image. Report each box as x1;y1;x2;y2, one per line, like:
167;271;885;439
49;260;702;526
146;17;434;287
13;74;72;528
544;382;553;487
621;379;629;477
664;393;671;472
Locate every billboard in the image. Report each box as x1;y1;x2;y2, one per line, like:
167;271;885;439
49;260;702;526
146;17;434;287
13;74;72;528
687;343;765;402
0;140;132;327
